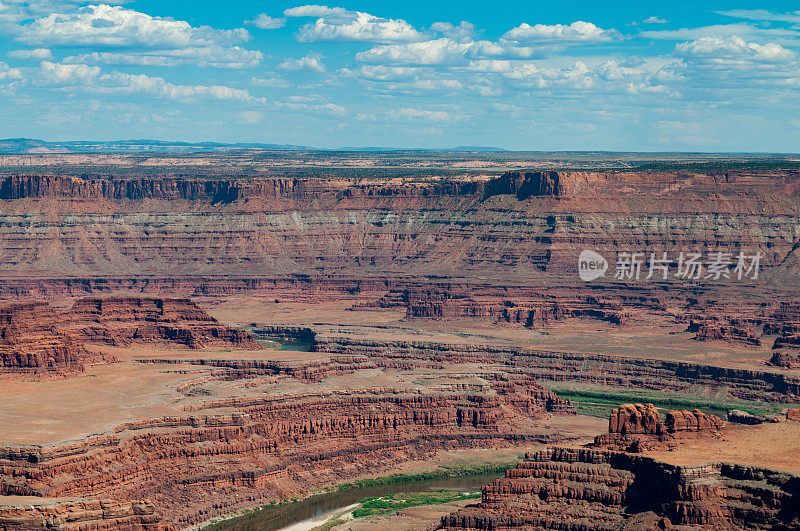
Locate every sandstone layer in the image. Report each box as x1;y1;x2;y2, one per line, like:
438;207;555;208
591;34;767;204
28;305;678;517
0;297;257;372
442;447;800;530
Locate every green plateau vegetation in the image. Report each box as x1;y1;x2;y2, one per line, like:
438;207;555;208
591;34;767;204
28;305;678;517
336;462;517;492
550;387;782;419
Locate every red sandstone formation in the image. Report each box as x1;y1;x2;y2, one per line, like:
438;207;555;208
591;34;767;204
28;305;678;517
608;403;664;435
0;171;797;281
0;297;257;373
0;499;172;530
61;297;258;349
769;350;800;369
595;403;725;452
788;408;800;421
442;447;800;530
688;319;762;346
0;303;90;371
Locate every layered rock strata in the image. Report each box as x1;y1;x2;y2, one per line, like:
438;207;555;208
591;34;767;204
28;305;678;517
442;447;800;530
0;499;172;530
0;171;797;281
0;297;257;372
61;297;258;349
594;403;725;452
0;378;573;526
317;337;800;404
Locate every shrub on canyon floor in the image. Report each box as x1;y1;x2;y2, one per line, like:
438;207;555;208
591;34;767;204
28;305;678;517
352;490;481;518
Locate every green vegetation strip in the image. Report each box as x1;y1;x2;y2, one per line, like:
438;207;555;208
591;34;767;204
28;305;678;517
550;388;781;419
352;489;481;519
336;462;516;492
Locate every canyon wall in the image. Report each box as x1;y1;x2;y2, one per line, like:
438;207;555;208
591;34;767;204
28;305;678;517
0;171;796;281
0;376;572;526
0;297;257;372
442;447;800;530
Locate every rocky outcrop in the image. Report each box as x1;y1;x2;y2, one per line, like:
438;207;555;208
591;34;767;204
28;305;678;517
788;409;800;421
0;499;172;530
0;303;89;371
665;409;725;432
0;297;257;373
608;403;664;435
442;448;800;530
595;404;724;452
61;297;259;349
689;319;762;346
769;350;800;369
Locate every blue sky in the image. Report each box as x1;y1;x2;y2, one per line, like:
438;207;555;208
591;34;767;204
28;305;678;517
1;1;799;151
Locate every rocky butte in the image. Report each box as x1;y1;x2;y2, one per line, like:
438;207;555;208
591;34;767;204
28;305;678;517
0;157;799;529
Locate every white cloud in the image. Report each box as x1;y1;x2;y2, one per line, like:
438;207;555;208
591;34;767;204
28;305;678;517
642;16;668;24
675;36;797;64
19;4;250;47
0;61;22;80
716;10;800;24
236;110;264;124
250;76;291;88
640;23;800;42
387;108;452;122
248;14;286;29
275;100;346;116
284;5;345;17
62;46;263;69
8;48;53;60
278;54;325;72
284;5;424;43
430;21;475;42
356;38;534;66
503;21;619;43
38;61;101;84
36;61;263;102
356;65;421;81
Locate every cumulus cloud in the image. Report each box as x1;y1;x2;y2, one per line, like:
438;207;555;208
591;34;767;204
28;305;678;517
284;5;424;43
356;38;535;66
19;4;250;47
278;54;325;72
675;36;797;63
0;61;23;80
38;60;101;84
8;48;53;60
355;65;422;81
430;21;476;42
248;14;286;29
502;21;619;43
62;46;263;69
642;16;668;24
36;61;262;102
